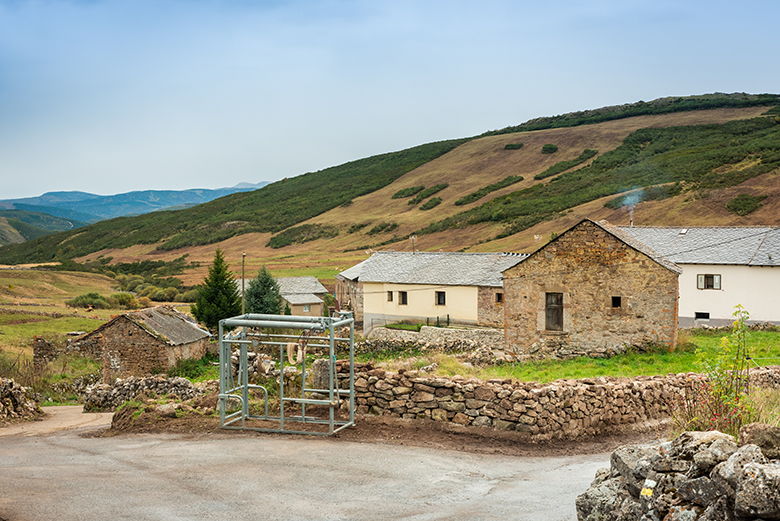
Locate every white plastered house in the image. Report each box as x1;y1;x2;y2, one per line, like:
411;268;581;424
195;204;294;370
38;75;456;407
619;226;780;327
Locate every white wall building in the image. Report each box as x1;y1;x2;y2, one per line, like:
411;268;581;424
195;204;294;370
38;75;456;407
620;226;780;327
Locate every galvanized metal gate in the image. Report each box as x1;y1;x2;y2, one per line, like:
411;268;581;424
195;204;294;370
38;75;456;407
218;311;355;435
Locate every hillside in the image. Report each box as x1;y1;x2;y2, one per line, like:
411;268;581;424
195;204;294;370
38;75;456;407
0;210;86;246
0;93;779;285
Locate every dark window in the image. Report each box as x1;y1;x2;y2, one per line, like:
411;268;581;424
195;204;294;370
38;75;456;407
697;274;721;290
387;291;393;302
399;291;408;305
496;293;504;304
436;291;446;306
545;292;563;331
695;312;710;320
611;296;622;308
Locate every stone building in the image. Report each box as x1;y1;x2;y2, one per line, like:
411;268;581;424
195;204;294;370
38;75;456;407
334;259;367;322
72;306;210;383
502;219;681;357
276;276;329;316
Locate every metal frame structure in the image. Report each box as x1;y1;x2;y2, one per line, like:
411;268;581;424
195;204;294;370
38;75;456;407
218;311;355;435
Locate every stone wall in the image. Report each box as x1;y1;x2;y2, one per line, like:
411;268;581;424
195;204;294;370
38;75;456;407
477;286;504;327
0;378;43;423
503;220;679;358
367;326;504;348
334;362;780;442
335;277;363;322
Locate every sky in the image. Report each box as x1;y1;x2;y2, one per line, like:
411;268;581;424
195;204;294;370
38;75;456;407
1;0;778;200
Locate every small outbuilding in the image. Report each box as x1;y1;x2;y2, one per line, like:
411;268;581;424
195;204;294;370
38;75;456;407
73;306;210;383
276;276;329;316
502;219;681;358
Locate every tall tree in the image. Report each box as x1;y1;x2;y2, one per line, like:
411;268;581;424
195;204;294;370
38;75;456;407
191;248;241;330
245;266;283;315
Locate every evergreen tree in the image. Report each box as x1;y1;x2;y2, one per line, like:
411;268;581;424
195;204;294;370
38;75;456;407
191;248;241;330
245;266;283;315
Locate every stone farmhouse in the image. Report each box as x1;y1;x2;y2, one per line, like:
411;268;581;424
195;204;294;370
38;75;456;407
502;219;681;357
72;306;210;383
334;258;368;322
619;225;780;327
340;251;527;334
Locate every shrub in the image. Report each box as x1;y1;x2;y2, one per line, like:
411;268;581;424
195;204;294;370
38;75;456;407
455;176;524;206
726;193;767;216
65;293;111;309
267;224;339;249
367;222;398;236
179;289;199;303
419;197;442;210
392;186;425;199
504;143;523;150
541;144;558;154
347;223;369;234
408;184;448;205
138;297;152;308
534;149;598;180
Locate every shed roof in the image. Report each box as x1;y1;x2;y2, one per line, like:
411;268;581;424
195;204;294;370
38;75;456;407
618;225;780;266
357;251;527;287
82;306;210;345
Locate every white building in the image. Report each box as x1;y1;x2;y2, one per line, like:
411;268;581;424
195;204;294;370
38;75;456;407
619;226;780;327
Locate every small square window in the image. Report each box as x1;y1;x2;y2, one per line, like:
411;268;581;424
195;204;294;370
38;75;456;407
695;312;710;320
435;291;446;306
399;291;408;305
611;296;622;308
496;293;504;304
387;291;393;302
303;305;311;313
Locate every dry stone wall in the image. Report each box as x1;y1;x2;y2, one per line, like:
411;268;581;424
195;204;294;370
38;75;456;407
0;378;43;423
367;326;504;349
333;362;780;442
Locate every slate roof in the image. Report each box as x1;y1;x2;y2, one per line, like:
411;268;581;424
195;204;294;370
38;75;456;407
83;307;210;345
336;259;369;282
276;276;328;296
618;225;780;267
283;293;324;305
356;251;527;287
595;220;682;274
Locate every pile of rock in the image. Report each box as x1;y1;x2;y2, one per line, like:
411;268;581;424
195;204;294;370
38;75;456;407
0;378;43;423
83;376;205;412
577;424;780;520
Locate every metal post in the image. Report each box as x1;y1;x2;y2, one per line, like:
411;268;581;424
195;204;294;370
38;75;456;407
241;252;246;315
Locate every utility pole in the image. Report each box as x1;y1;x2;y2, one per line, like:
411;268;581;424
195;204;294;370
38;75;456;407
241;252;246;315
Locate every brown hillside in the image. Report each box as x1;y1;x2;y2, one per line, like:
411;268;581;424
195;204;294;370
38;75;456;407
76;106;775;286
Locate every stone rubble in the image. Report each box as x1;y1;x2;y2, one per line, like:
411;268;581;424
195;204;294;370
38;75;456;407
83;375;205;412
0;378;43;423
576;424;780;521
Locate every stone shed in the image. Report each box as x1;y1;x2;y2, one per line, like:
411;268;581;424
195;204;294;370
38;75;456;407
502;219;681;358
73;306;210;383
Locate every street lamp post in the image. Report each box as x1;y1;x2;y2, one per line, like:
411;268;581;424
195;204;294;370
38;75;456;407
242;252;246;315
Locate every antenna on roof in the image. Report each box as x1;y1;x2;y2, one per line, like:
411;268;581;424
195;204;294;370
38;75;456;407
410;235;417;254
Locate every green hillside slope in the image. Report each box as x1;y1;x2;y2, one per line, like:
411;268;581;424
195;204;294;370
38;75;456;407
0;138;468;263
0;210;86;246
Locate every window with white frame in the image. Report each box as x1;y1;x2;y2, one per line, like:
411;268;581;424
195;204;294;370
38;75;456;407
303;305;311;312
697;274;721;290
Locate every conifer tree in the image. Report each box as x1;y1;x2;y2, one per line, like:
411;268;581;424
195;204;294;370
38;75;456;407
245;266;283;315
191;248;241;330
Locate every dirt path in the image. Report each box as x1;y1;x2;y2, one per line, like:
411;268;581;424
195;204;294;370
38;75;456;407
0;406;112;438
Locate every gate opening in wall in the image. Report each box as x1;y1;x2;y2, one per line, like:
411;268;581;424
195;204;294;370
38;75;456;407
217;311;356;435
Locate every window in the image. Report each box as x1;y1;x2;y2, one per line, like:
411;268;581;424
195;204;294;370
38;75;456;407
303;305;311;313
545;292;563;331
399;291;408;305
695;312;710;320
387;291;393;302
697;274;721;290
611;296;622;308
496;293;504;304
435;291;446;306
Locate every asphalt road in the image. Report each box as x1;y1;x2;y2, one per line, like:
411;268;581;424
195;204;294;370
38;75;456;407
0;417;609;520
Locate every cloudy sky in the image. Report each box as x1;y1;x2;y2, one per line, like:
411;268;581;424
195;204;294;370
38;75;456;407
1;0;778;200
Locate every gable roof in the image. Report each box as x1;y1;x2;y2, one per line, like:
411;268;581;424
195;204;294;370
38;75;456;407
336;258;369;282
82;306;210;345
276;276;328;296
618;225;780;267
506;219;682;275
357;251;527;287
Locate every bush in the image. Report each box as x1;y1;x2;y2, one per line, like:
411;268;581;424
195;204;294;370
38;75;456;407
65;293;111;309
419;197;442;210
726;193;767;216
408;184;448;205
541;144;558;154
455;176;524;206
367;222;398;236
504;143;523;150
179;289;199;303
534;149;598;180
392;186;425;199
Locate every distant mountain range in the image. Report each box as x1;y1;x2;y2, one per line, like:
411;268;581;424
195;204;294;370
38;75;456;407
0;182;268;246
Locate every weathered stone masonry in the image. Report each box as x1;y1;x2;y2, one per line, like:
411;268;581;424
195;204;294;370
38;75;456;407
336;362;780;442
503;220;680;358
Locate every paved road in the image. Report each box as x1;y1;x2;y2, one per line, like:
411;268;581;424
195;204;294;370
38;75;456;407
0;412;609;521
